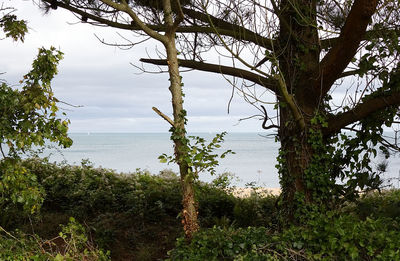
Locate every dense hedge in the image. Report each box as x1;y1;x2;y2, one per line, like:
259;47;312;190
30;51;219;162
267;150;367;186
1;158;399;260
169;211;400;260
9;158;277;260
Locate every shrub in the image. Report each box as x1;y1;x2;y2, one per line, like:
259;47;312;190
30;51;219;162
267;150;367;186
169;211;400;260
0;159;45;228
167;226;272;261
22;158;183;220
0;217;110;260
14;158;400;260
21;158;184;259
233;193;278;228
196;182;236;227
355;189;400;220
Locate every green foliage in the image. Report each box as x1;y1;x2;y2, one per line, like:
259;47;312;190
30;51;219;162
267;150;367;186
159;132;235;179
169;210;400;260
0;14;28;42
210;172;238;191
5;158;400;260
22;158;179;219
23;158;274;228
0;46;72;158
0;218;110;261
281;212;400;260
355;189;400;221
233;193;277;228
195;182;236;227
0;46;71;225
167;226;272;261
16;158;279;258
0;159;44;226
278;110;397;221
56;217;110;260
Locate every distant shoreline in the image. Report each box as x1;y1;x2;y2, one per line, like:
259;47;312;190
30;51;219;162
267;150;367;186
232;187;281;198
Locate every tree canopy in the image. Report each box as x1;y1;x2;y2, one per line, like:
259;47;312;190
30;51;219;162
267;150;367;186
38;0;400;221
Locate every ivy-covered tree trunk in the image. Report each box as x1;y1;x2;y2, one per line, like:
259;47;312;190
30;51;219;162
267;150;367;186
164;37;199;240
278;114;311;216
276;0;324;220
276;0;379;221
162;1;199;240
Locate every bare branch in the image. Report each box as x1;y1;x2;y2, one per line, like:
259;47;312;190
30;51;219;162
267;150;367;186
261;105;279;130
140;58;278;93
320;28;400;50
338;69;362;79
152;106;174;127
99;0;166;42
182;7;275;50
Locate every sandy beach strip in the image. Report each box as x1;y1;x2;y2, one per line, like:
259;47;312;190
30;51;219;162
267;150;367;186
231;187;281;198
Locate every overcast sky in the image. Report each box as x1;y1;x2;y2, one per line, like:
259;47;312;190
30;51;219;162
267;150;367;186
1;0;272;133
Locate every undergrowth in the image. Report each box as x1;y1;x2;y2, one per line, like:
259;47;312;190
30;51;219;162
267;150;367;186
0;158;399;260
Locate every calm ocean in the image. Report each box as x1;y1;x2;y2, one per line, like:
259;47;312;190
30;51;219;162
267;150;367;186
43;133;400;188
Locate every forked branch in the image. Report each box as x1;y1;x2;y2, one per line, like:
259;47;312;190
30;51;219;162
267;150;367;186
317;0;378;96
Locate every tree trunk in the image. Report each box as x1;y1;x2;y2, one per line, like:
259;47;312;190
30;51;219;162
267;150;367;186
277;0;321;221
164;38;199;240
278;106;314;220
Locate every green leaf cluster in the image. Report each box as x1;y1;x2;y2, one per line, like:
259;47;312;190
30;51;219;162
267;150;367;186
0;159;44;220
159;132;235;179
0;47;72;158
0;46;72;223
0;14;28;42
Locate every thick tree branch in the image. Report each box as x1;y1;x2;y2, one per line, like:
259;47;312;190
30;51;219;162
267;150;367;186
338;69;362;79
320;28;400;50
316;0;378;96
325;91;400;136
140;58;278;93
182;7;274;50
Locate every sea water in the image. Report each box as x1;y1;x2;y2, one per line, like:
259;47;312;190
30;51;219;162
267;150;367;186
43;132;400;188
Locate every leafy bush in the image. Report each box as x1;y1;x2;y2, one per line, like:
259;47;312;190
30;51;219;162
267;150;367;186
196;182;236;227
22;158;183;220
355;189;400;220
169;211;400;260
167;226;272;261
9;158;400;260
0;217;109;261
17;158;283;259
0;159;44;228
23;158;275;228
233;193;278;228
